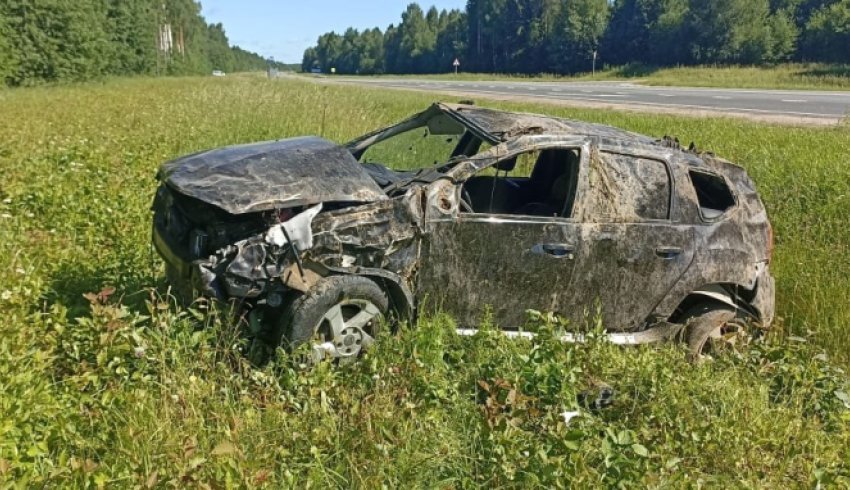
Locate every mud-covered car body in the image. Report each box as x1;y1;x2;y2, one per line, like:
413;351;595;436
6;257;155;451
153;103;774;340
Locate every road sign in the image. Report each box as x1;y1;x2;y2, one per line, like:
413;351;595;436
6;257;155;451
453;58;460;74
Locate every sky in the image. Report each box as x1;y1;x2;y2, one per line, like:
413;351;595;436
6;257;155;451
201;0;467;64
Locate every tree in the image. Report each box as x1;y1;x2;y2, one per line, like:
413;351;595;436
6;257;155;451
0;10;19;83
397;3;437;73
384;24;402;73
801;0;850;61
686;0;763;63
548;0;610;73
0;0;274;86
315;31;343;72
1;0;111;85
646;0;690;65
105;0;157;76
494;0;561;73
302;47;318;72
163;0;214;75
602;0;647;66
207;23;234;72
300;0;850;75
434;10;468;72
359;28;386;74
465;0;511;72
766;10;799;62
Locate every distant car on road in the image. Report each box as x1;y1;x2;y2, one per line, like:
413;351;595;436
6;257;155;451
152;102;775;364
212;70;226;77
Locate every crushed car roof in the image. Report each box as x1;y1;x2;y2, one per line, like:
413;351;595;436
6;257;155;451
158;136;388;215
441;103;656;143
346;103;658;158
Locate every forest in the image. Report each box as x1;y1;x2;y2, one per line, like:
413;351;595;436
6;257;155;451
302;0;850;75
0;0;274;87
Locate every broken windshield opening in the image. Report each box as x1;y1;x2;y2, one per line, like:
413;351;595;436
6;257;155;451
360;127;463;171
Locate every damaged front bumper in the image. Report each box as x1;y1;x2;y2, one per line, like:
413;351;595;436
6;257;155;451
153;204;324;304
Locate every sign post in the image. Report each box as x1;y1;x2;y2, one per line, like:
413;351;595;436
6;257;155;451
453;58;460;75
592;49;598;77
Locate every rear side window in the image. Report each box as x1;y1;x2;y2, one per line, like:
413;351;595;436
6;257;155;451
587;152;671;221
689;171;736;220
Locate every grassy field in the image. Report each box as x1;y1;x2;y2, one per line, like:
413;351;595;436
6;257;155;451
1;76;849;487
348;63;850;91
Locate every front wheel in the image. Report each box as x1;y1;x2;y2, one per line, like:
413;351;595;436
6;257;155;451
254;275;389;366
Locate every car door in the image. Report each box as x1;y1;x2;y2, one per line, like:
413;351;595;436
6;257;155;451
569;148;696;331
416;144;590;329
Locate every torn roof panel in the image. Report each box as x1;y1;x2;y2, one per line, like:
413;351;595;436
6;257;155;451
441;103;657;144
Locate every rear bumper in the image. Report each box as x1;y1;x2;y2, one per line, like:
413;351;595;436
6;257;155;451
752;264;776;327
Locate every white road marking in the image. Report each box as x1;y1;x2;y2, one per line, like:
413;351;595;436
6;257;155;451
391;86;840;118
782;99;808;103
713;95;732;100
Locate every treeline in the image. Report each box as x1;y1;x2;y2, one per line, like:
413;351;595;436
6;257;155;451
302;0;850;75
0;0;274;87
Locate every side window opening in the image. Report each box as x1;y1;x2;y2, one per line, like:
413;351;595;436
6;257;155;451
588;153;671;221
461;148;581;218
690;170;736;220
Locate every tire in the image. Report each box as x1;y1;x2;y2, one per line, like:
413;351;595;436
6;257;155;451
681;302;739;361
253;275;389;365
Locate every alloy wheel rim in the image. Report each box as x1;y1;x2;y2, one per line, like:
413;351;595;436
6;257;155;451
310;299;382;364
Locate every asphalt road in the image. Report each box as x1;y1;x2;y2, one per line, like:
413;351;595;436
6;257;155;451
335;77;850;123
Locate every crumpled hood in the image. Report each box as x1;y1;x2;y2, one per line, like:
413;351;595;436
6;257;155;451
158;136;387;215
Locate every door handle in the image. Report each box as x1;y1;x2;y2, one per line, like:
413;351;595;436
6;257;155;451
655;247;683;260
531;243;575;259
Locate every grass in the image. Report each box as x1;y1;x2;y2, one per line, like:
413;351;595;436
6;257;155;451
0;76;849;487
339;63;850;91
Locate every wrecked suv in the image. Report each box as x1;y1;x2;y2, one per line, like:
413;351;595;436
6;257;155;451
152;102;775;363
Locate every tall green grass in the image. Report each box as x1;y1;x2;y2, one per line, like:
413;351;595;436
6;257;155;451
0;77;848;486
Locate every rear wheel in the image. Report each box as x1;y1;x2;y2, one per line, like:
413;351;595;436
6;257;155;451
681;302;742;361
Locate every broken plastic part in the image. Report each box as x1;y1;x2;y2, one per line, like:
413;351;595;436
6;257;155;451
265;203;322;250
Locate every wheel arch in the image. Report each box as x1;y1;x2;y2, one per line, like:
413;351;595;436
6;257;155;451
667;283;759;324
322;266;415;320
